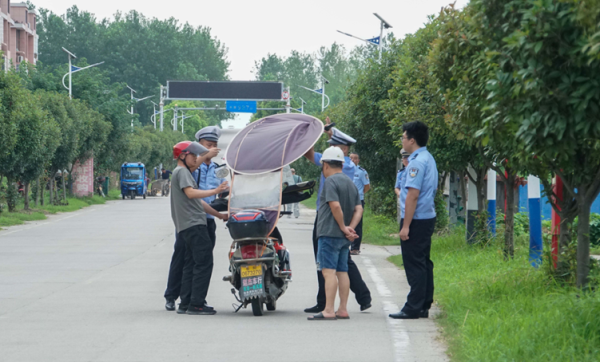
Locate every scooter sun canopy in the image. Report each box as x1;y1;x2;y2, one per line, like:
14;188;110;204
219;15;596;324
225;114;324;174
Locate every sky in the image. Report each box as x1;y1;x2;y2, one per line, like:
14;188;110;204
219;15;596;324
32;0;469;127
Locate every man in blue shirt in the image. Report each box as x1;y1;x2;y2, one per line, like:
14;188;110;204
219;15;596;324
390;121;438;320
164;126;227;311
349;152;370;255
302;117;371;314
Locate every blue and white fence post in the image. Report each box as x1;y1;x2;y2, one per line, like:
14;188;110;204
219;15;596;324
466;166;479;243
487;169;497;235
528;175;543;267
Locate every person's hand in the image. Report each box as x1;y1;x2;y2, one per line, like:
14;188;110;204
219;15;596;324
206;148;220;159
215;181;229;194
324;117;333;138
342;226;358;241
400;227;410;241
219;213;229;222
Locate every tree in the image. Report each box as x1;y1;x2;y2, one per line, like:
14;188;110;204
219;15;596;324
37;6;231;126
484;0;600;286
0;70;56;211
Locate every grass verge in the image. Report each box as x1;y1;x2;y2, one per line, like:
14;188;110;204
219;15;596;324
0;189;121;229
389;228;600;362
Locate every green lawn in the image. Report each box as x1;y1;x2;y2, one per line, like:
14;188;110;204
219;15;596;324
389;229;600;362
0;189;121;229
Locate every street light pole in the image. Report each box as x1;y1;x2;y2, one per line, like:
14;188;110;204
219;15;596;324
173;107;178;131
159;85;165;132
374;13;392;61
61;47;77;100
128;85;136;131
321;80;325;113
150;101;159;130
126;85;153;131
299;97;306;114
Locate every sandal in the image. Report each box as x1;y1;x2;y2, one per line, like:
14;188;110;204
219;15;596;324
335;314;350;319
350;250;361;255
307;312;337;321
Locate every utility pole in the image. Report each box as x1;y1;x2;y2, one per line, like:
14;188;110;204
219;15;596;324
286;86;291;114
173;107;178;131
159;85;164;132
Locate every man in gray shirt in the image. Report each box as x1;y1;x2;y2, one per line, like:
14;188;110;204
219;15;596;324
170;141;228;315
308;146;363;321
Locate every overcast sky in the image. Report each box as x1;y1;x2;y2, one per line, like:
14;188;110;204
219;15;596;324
32;0;469;126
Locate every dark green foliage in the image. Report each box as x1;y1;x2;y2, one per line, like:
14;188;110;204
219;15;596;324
434;190;449;233
36;6;230;125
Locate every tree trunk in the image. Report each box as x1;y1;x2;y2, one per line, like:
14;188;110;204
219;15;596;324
6;176;16;212
40;176;45;206
62;175;67;204
576;197;592;288
49;177;54;205
35;177;40;207
458;170;467;220
504;170;516;260
24;182;30;210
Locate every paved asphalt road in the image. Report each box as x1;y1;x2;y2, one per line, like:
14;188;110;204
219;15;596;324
0;129;448;362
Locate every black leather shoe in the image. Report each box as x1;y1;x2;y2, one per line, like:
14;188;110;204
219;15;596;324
165;299;176;311
304;305;324;313
360;303;372;311
420;309;429;318
176;304;188;314
389;311;419;319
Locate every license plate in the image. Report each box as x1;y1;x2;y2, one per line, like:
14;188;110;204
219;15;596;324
241;265;262;278
240;265;264;300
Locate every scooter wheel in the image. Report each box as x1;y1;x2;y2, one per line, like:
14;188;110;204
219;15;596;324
266;299;276;311
251;298;263;316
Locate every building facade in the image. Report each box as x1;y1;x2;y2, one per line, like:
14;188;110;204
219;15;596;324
0;1;38;70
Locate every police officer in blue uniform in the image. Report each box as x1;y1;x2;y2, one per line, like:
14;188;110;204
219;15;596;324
164;126;226;311
303;118;372;314
349;153;370;254
390;121;438;320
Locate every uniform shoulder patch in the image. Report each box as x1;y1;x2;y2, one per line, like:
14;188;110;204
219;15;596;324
409;167;419;178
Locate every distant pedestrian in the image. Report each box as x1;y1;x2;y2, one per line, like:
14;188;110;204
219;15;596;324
390;121;438;320
308;146;363;321
161;168;172;180
349;153;370;255
291;168;302;218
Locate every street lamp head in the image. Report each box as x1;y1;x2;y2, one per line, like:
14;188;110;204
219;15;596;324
61;47;77;59
321;76;330;85
374;13;392;29
126;85;137;93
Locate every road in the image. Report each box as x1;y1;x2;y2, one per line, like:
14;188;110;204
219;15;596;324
0;129;447;362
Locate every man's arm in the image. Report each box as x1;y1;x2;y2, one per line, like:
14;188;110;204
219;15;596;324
394;188;401;197
364;184;371;194
303;147;315;164
400;188;420;241
201;200;228;220
349;204;363;230
329;201;346;231
183;181;228;199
